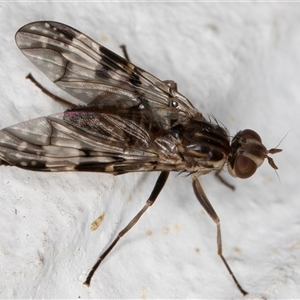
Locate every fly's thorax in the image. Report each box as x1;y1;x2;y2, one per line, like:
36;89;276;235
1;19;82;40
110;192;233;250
175;119;230;171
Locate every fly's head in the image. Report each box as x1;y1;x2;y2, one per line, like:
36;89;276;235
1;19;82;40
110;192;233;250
228;129;282;179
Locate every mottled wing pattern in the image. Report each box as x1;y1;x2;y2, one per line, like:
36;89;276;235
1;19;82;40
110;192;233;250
15;21;197;116
0;21;200;173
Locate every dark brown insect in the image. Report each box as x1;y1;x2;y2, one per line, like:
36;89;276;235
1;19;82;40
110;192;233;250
0;21;282;295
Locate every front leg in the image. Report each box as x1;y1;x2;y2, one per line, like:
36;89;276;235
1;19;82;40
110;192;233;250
192;175;248;296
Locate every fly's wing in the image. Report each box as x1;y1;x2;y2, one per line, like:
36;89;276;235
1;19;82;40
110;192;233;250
15;21;198;117
1;21;203;173
0;106;185;174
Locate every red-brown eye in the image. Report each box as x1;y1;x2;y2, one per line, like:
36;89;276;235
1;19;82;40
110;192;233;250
240;129;262;143
234;155;257;178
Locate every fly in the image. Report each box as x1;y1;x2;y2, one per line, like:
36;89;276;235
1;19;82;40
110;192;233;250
0;21;282;296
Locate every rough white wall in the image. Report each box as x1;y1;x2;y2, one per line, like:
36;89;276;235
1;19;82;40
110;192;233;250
0;2;299;299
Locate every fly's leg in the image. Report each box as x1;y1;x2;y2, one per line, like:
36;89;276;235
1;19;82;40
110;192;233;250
120;45;130;61
26;73;75;108
215;169;235;190
84;171;170;287
192;175;248;296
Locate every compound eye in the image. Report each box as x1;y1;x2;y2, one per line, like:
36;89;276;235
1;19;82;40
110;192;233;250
240;129;262;143
234;155;257;178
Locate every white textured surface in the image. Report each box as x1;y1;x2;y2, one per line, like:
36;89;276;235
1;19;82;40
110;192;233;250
0;3;299;299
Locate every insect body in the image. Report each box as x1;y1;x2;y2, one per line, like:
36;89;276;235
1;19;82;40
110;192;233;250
0;21;281;295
